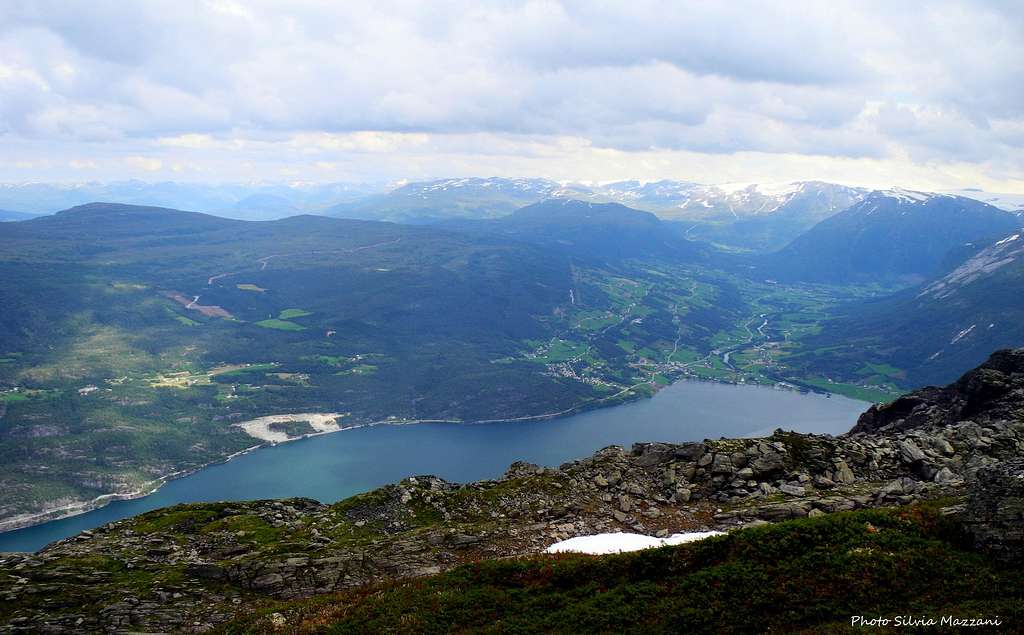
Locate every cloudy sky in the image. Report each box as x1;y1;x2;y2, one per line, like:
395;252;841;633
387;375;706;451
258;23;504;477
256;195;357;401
1;0;1022;190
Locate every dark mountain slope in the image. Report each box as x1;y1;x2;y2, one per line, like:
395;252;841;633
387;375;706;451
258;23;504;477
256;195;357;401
759;190;1021;284
0;202;578;350
17;202;241;237
789;232;1024;387
443;198;706;262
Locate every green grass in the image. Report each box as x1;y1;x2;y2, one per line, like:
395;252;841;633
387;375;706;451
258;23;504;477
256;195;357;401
531;340;588;363
0;388;59;403
856;362;905;379
689;366;737;381
236;283;266;292
255;319;306;331
336;364;377;376
217;363;278;376
109;282;147;291
278;308;313;319
219;506;1024;634
572;310;619;332
175;315;200;326
799;377;900;403
305;355;348;367
132;508;220;534
202;514;285;546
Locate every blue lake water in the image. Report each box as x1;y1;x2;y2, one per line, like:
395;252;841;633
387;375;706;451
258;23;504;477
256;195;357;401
0;381;867;552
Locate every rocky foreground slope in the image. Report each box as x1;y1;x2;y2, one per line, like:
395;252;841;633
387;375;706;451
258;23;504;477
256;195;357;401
2;349;1023;633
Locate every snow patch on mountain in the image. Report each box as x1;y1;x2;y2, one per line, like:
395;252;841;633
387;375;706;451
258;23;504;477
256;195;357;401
876;188;940;204
950;325;976;345
920;232;1024;299
995;233;1020;246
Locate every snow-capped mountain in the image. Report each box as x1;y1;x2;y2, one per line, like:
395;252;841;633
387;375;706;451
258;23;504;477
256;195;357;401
589;180;864;221
407;177;561;197
672;181;868;250
323;177;867;250
762;190;1023;283
562;180;865;251
588;180;702;209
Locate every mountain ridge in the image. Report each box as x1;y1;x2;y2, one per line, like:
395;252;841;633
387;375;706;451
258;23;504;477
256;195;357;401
760;191;1022;284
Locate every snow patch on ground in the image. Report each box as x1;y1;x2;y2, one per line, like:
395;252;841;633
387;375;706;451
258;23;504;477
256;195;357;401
545;531;725;555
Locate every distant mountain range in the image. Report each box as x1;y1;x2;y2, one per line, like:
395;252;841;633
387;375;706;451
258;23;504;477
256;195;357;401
0;181;382;220
321;178;869;252
944;188;1024;214
0;209;39;222
5;179;1020;253
325;177;563;223
758;189;1023;284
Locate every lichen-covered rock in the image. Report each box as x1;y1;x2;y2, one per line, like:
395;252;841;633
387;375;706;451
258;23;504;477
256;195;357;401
964;458;1024;564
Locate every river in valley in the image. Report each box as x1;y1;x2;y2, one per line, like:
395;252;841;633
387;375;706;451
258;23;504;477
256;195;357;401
0;381;868;552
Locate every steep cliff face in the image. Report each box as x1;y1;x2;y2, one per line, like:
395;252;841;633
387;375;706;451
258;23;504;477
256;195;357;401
852;347;1024;434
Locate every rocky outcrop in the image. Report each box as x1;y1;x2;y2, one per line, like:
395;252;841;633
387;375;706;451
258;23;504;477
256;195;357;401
853;347;1024;434
964;458;1024;564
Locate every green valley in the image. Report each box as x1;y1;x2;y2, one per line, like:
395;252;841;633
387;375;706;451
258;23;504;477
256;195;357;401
0;201;948;530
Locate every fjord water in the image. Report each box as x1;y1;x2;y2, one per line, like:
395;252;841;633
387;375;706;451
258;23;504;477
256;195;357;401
0;381;866;552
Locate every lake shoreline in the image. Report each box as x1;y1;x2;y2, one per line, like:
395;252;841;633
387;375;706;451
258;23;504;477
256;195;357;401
0;443;264;536
0;377;868;543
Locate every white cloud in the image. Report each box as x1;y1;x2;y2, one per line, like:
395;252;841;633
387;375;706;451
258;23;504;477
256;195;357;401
0;0;1020;190
124;156;163;172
